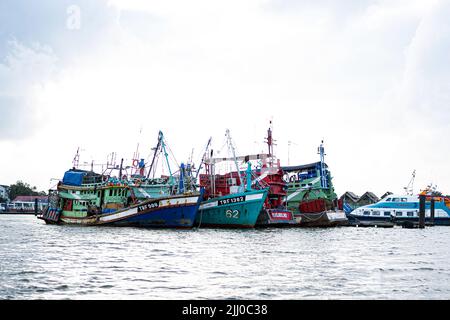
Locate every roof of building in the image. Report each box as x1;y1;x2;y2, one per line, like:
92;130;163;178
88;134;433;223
340;191;360;202
358;191;380;203
12;195;48;203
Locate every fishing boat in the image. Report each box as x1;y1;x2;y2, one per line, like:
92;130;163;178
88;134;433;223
252;124;297;227
38;131;204;228
282;141;348;227
195;130;268;228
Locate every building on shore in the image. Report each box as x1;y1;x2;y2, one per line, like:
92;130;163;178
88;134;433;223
6;195;48;213
357;191;380;207
339;191;360;213
339;191;390;213
0;185;10;202
339;191;359;206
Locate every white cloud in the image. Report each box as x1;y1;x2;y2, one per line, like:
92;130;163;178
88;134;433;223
0;0;449;196
0;40;58;139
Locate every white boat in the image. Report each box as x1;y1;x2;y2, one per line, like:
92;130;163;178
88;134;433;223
347;194;450;226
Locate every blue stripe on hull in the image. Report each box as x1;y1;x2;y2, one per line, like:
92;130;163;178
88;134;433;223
346;214;393;223
109;204;199;228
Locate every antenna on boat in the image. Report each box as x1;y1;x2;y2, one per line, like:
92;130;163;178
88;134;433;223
404;170;416;196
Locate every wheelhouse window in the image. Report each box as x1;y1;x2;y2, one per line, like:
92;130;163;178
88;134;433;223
392;198;400;202
384;211;391;216
395;212;403;217
363;211;370;216
372;211;380;216
401;198;407;202
385;198;392;202
407;212;414;217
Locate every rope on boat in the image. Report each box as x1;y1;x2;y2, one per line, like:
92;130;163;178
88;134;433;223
300;211;328;222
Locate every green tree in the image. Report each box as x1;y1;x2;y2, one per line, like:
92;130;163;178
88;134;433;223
8;181;46;201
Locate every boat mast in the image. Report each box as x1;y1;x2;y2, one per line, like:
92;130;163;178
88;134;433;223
211;149;216;197
179;163;185;194
318;140;328;189
225;129;243;189
119;158;124;179
404;170;416;196
159;131;175;187
195;137;212;180
147;132;163;179
72;147;80;169
264;121;276;167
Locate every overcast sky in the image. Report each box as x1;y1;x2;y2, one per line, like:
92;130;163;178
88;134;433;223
0;0;449;197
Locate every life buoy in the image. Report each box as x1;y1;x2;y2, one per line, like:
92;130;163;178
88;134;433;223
132;159;139;168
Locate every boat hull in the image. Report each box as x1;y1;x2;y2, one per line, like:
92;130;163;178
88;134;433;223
255;209;298;227
346;214;394;227
195;190;268;228
297;210;348;227
393;217;450;226
38;193;203;229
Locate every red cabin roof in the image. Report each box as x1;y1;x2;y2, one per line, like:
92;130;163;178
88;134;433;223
12;196;48;203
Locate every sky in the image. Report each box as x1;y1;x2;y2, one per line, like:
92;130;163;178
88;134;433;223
0;0;449;197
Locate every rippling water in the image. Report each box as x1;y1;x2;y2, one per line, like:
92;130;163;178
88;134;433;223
1;215;450;299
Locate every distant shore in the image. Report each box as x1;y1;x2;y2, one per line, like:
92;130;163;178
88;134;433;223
0;212;39;215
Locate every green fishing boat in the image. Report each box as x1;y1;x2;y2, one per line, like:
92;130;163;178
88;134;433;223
38;131;203;228
196;188;268;228
282;141;348;227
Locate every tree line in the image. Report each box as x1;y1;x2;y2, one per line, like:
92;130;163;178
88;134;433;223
0;181;47;203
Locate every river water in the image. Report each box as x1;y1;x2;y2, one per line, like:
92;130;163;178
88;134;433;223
1;215;449;299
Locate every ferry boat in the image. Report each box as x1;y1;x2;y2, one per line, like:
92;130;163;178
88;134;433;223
282;141;348;227
348;193;450;226
196;129;268;228
38;131;204;228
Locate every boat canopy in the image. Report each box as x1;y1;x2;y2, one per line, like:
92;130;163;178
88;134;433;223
62;170;87;186
281;161;328;173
